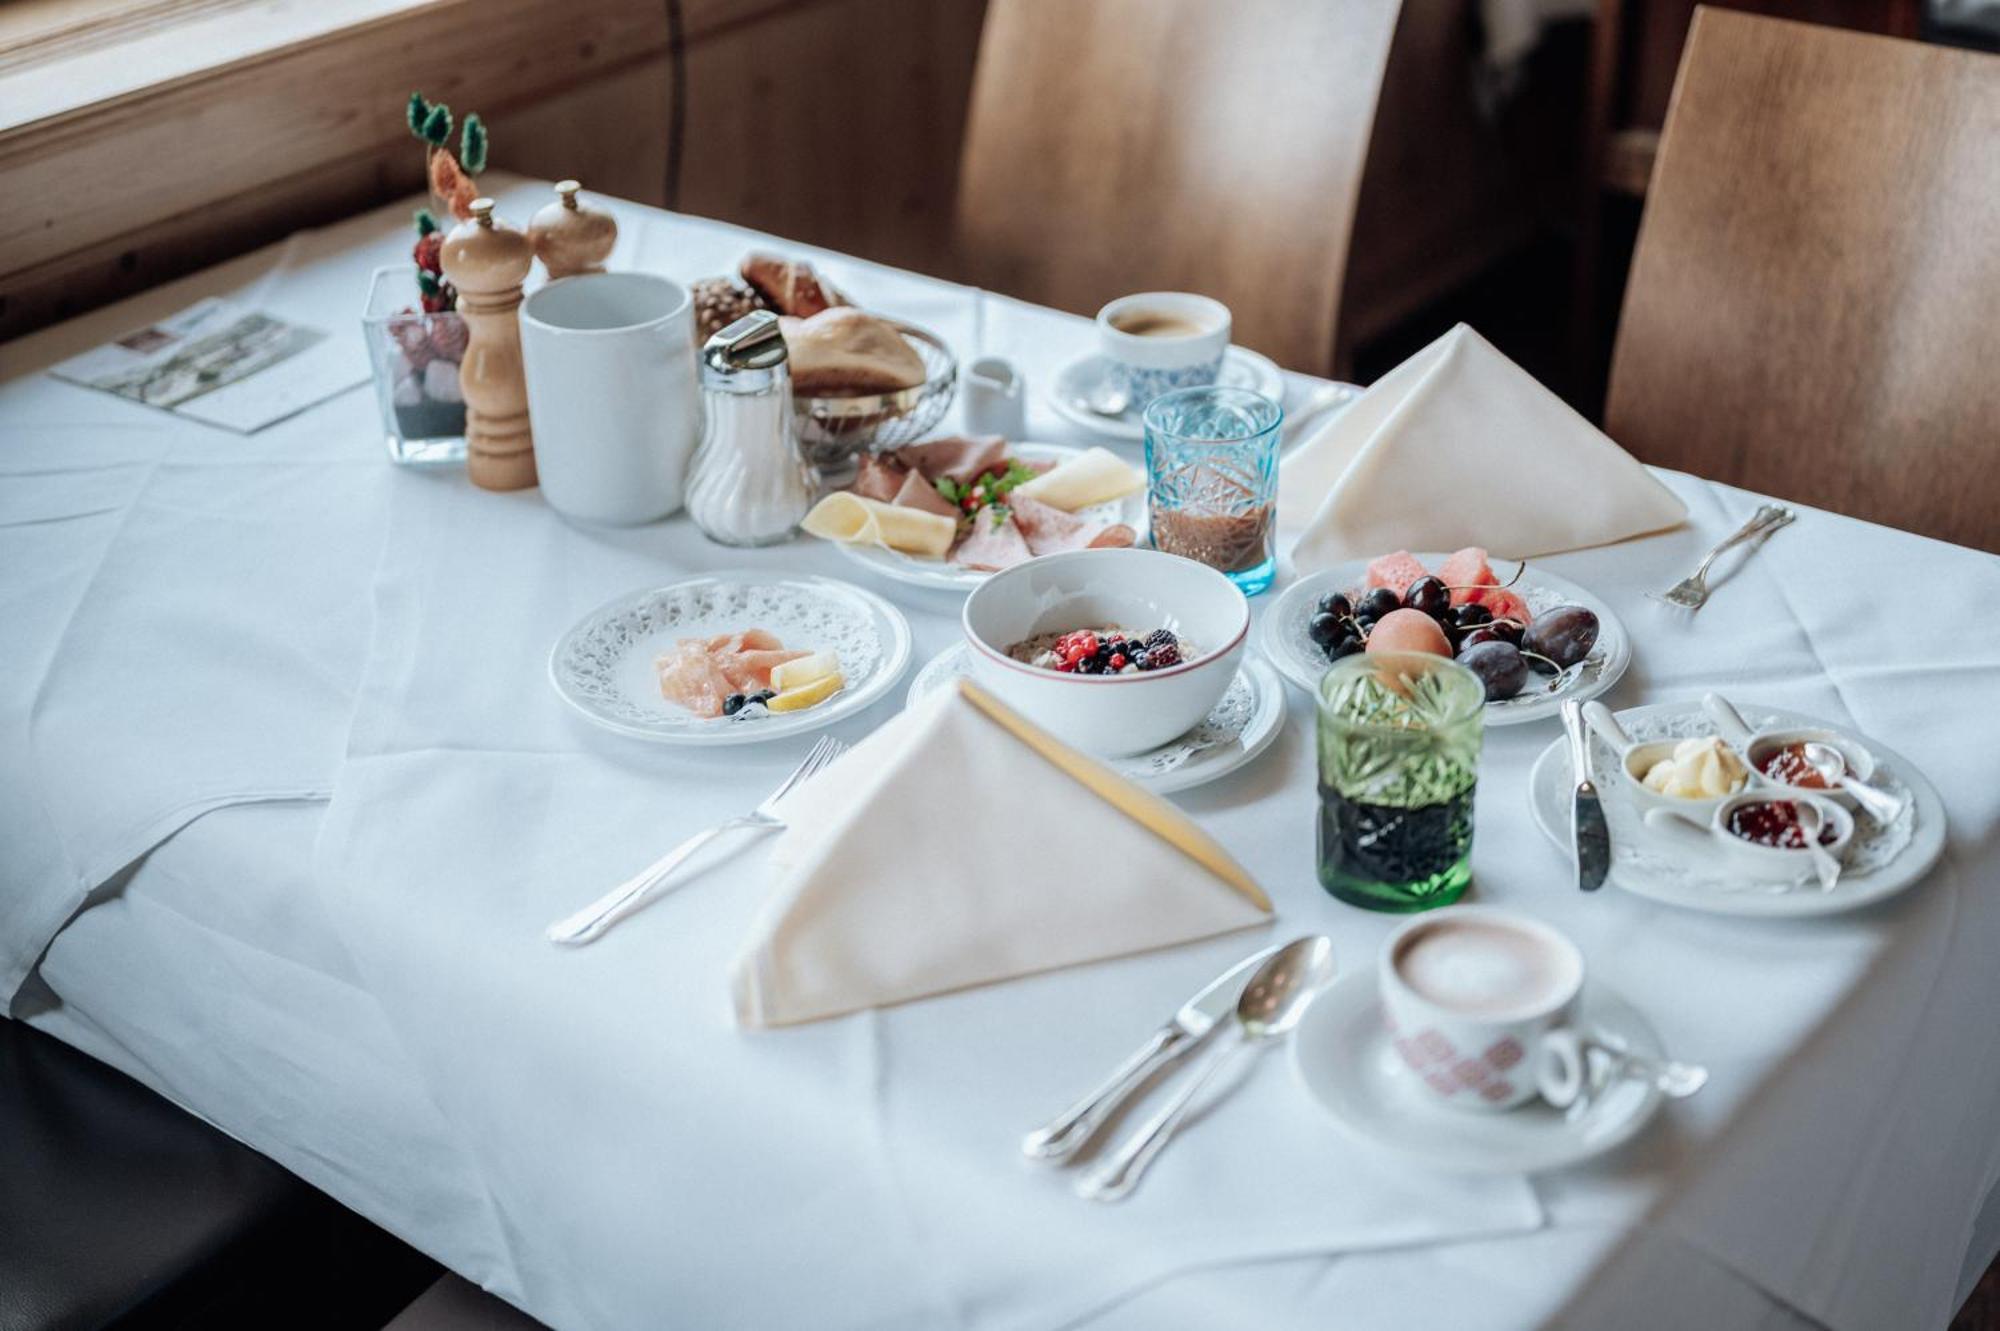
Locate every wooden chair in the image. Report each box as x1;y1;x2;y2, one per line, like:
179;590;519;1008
953;0;1402;376
1606;8;2000;551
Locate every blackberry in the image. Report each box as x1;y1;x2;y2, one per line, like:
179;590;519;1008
1142;641;1181;669
1144;629;1178;651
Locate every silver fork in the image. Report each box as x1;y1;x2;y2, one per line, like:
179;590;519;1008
1651;504;1795;612
544;735;848;946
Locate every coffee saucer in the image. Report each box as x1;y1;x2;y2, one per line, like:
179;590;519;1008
1049;347;1294;442
1290;971;1665;1174
907;643;1284;794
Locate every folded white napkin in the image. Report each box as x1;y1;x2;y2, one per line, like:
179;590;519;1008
732;680;1273;1027
1281;323;1686;569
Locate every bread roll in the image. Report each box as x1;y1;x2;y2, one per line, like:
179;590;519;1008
782;308;927;395
739;252;846;318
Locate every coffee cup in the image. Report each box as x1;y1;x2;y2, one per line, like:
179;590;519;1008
1378;906;1590;1113
519;272;701;526
1096;292;1231;408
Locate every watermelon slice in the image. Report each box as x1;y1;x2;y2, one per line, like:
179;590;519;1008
1438;546;1497;606
1365;550;1430;596
1476;587;1530;627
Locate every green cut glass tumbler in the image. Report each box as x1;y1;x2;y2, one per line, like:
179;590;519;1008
1316;651;1485;911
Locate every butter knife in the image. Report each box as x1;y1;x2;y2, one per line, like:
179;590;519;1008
1021;942;1283;1165
1562;699;1612;893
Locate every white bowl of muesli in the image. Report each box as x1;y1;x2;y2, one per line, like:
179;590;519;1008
961;548;1249;756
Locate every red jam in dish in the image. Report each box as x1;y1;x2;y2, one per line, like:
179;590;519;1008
1758;740;1835;789
1726;799;1837;850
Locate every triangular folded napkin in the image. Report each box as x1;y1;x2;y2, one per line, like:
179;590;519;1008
1280;324;1685;570
731;680;1273;1028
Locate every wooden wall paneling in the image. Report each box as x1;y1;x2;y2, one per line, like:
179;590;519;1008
1606;9;2000;551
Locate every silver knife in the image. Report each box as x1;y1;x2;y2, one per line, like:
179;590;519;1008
1021;942;1284;1165
1562;700;1612;892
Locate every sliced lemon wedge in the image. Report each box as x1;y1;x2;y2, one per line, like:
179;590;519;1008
767;671;846;713
771;650;840;694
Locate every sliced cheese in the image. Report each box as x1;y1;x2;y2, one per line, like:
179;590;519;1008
801;493;956;559
771;650;840;693
1012;447;1144;512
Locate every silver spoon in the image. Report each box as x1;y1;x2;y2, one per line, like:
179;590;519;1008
1800;741;1906;824
1795;800;1842;891
1082;378;1130;418
1077;935;1335;1202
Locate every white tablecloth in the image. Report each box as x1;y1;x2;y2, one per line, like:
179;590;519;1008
6;180;2000;1331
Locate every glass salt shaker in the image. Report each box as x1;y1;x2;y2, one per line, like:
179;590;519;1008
684;311;817;546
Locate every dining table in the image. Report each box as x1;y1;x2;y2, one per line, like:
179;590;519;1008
4;174;1999;1331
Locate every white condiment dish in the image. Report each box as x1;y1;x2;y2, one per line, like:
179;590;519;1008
1580;701;1747;824
961;547;1248;757
1702;692;1886;815
1644;791;1854;889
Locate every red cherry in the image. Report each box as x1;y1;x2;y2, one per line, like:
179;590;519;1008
1078;633;1100;657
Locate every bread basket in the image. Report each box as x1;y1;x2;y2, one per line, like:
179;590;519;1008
791;319;957;475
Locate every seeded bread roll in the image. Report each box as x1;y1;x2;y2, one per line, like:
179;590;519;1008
781;308;926;395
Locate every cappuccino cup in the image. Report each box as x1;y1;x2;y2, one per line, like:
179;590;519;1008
1096;292;1230;408
1378;906;1589;1112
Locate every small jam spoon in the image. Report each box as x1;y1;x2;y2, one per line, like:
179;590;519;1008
1800;741;1906;824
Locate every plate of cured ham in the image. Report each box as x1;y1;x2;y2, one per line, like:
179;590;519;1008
800;437;1147;591
548;572;912;744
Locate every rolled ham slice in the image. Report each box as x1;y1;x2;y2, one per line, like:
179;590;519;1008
892;435;1009;485
852;455;908;503
950;510;1033;571
1009;494;1137;557
892;470;960;518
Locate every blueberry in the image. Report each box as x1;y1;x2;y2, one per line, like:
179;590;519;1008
722;693;746;716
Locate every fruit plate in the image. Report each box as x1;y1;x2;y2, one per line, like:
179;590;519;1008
548;573;911;745
830;442;1145;593
1257;555;1630;726
1526;699;1946;917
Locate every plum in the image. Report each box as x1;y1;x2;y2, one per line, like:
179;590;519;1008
1523;604;1599;670
1459;640;1528;701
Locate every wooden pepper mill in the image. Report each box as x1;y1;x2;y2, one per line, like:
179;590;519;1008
440;198;536;491
529;179;618;280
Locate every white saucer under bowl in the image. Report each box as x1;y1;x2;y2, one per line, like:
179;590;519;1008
1526;699;1946;917
1049;347;1312;442
549;572;911;745
907;643;1285;794
829;442;1145;593
1258;555;1630;726
1291;971;1664;1175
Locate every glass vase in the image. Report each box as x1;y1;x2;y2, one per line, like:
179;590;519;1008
361;266;467;466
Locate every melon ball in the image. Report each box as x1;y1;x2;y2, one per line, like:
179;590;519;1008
1364;607;1452;658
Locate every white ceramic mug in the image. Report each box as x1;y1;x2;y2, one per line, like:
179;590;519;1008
519;273;700;525
1379;906;1590;1113
1096;292;1230;407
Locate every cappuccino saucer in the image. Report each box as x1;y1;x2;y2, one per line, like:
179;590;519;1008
1049;347;1296;442
1290;971;1665;1175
